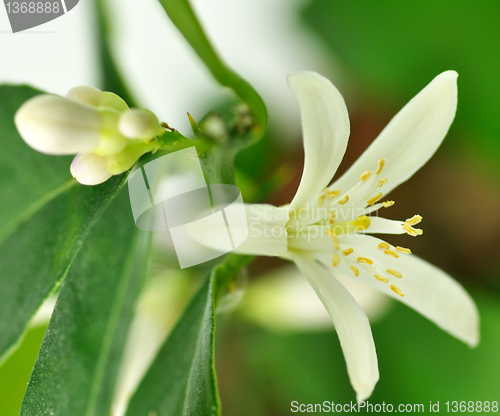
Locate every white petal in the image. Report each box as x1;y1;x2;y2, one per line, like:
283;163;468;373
15;95;102;155
70;153;113;185
331;71;458;196
287;72;350;210
364;217;406;235
319;234;479;347
290;253;379;401
188;204;289;257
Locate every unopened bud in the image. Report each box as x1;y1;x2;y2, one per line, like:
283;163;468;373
118;109;164;140
15;95;102;155
70;152;113;186
66;86;129;113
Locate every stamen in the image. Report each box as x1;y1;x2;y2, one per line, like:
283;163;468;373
318;188;330;207
384;250;399;258
332;254;340;267
332;235;340;250
374;274;389;283
352;215;371;231
382;200;395;208
386;269;402;278
390;284;405;297
329;211;336;225
350;266;359;277
367;192;383;206
376;178;388;188
403;223;423;237
378;242;390;250
405;215;423;226
325;228;340;249
338;195;349;205
343;248;354;256
329;189;341;198
357;257;373;265
375;158;385;175
396;246;412;254
360;171;372;181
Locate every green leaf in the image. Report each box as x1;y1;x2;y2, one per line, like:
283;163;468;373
125;254;252;416
21;191;150;416
0;85;127;364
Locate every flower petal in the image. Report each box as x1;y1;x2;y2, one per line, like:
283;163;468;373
330;71;458;197
319;234;479;347
187;204;289;257
287;72;350;211
364;217;406;235
290;253;379;401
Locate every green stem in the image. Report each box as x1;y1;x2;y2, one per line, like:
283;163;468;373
156;0;268;141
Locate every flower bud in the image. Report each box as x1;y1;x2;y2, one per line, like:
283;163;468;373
66;86;129;113
92;108;129;156
70;152;113;186
118;109;164;140
15;95;102;155
107;141;158;175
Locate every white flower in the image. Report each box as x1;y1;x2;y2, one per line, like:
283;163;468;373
15;86;163;185
191;71;479;401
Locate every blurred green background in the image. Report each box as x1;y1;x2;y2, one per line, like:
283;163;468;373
1;0;499;414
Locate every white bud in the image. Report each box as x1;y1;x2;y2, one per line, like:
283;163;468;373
66;86;129;114
118;109;163;140
66;86;102;107
15;95;102;155
70;152;113;186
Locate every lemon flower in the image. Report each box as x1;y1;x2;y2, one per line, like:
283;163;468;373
191;71;479;400
15;86;164;185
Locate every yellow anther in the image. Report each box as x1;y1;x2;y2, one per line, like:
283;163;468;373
332;254;340;267
405;215;423;226
390;284;405;297
350;266;359;277
386;269;402;278
318;188;330;207
338;195;349;205
318;194;325;207
378;242;390;250
332;235;340;250
343;248;354;256
375;158;385;175
384;250;399;258
357;257;373;265
396;246;412;254
352;215;371;231
329;211;336;224
329;189;341;198
382;200;395;208
374;274;389;283
367;192;383;206
403;223;423;237
376;178;388;188
360;171;372;181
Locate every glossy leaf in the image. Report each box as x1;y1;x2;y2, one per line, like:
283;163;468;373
126;254;252;416
0;85;127;363
21;191;150;415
